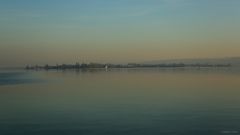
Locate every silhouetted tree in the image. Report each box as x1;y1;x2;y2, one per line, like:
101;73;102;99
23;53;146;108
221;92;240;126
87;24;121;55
75;62;80;69
44;64;49;70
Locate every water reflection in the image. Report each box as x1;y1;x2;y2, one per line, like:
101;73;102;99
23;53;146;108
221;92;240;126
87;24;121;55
0;68;240;135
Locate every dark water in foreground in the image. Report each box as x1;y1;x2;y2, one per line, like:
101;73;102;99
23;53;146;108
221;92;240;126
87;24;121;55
0;68;240;135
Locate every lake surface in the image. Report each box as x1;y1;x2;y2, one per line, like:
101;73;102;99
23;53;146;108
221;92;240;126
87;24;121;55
0;68;240;135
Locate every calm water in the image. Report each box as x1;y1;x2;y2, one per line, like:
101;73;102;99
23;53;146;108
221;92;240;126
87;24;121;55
0;68;240;135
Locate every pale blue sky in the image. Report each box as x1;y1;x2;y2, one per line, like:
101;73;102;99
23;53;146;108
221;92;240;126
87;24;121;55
0;0;240;66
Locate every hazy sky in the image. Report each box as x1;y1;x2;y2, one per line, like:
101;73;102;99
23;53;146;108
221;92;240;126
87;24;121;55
1;0;240;66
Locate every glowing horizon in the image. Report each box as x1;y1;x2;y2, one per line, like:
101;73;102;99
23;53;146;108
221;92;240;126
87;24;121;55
1;0;240;66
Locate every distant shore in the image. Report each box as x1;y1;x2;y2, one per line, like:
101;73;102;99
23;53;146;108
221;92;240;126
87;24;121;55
25;63;231;70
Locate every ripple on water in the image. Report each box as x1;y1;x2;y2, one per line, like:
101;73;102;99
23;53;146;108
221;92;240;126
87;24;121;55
0;72;38;86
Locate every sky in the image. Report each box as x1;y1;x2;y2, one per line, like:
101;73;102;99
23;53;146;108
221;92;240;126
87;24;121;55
0;0;240;66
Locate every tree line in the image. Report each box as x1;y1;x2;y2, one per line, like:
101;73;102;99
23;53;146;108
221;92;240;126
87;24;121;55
25;62;231;70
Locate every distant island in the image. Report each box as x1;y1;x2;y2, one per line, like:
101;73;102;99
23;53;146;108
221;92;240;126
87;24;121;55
25;62;231;70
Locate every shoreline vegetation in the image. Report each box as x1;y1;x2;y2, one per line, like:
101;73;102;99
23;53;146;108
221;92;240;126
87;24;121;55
25;63;231;70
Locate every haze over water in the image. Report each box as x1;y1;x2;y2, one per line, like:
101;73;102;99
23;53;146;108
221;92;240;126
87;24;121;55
1;0;240;134
0;68;240;135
